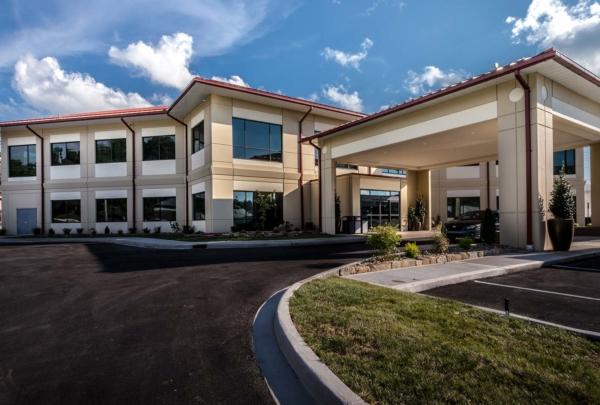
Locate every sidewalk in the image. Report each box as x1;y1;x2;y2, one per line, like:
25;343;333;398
345;238;600;293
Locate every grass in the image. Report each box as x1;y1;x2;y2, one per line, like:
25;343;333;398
290;277;600;404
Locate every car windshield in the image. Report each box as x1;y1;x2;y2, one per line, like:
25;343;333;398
459;211;481;220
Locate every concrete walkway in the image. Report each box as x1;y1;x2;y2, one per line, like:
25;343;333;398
346;238;600;293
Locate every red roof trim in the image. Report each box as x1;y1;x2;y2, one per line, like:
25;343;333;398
168;77;366;118
0;106;168;128
303;48;599;142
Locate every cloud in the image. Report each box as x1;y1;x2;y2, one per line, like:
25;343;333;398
109;33;194;90
13;54;150;114
404;66;468;96
506;0;600;74
363;0;405;16
322;38;374;70
0;0;296;68
322;84;363;111
210;75;250;87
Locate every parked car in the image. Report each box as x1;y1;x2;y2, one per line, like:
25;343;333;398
444;210;499;241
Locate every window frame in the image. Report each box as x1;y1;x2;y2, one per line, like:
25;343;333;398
8;144;37;177
142;135;176;161
232;117;283;162
51;199;81;223
192;121;205;154
95;138;126;164
50;141;80;166
96;198;128;223
142;196;177;222
192;192;206;221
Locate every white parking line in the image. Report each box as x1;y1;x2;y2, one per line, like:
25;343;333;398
473;280;600;302
552;264;600;272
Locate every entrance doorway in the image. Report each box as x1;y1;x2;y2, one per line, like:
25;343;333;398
360;189;400;228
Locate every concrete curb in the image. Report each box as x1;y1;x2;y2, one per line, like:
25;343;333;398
391;250;600;293
274;266;367;405
200;236;366;249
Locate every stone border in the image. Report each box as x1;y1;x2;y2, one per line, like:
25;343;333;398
274;265;367;405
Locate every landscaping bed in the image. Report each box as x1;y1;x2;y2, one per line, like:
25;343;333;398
290;277;600;404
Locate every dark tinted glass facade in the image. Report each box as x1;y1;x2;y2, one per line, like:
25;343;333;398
233;118;282;162
96;198;127;222
192;122;204;153
143;197;176;221
233;191;283;230
193;192;205;221
51;200;81;223
143;135;175;161
360;189;400;228
9;144;36;177
51;142;80;166
96;139;126;163
553;149;575;175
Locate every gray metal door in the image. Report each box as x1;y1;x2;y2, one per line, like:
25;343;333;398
17;208;37;235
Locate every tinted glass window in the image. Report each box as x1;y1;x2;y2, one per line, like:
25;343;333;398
192;121;204;153
51;200;81;223
143;135;175;161
233;191;283;230
554;149;575;175
51;142;80;166
96;198;127;222
143;197;176;221
96;139;126;163
232;118;282;162
360;189;400;228
9;144;36;177
193;192;205;220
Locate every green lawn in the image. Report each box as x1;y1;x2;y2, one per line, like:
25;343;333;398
290;277;600;404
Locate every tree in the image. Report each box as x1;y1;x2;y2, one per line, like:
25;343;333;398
549;165;576;220
415;194;427;230
254;191;275;230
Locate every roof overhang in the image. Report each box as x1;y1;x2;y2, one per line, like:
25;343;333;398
168;77;366;122
305;49;600;143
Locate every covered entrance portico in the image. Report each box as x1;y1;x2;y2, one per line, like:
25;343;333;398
306;50;600;250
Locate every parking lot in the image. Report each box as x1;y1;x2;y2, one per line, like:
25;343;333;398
427;256;600;333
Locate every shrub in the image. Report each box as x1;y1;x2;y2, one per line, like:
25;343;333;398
459;237;474;250
128;227;137;234
143;227;151;234
480;208;496;244
182;225;195;234
89;228;97;236
153;226;161;234
404;242;421;258
32;227;41;236
549;165;576;220
76;228;84;235
48;228;55;236
170;222;182;233
117;230;124;235
62;228;71;236
415;194;427;230
104;226;110;235
0;228;6;236
433;231;449;254
367;225;401;256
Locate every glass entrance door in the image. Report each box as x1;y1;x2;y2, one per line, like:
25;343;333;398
360;189;400;229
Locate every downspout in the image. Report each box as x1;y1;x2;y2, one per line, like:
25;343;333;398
166;112;189;227
298;107;312;230
308;139;322;233
25;125;44;234
486;161;490;209
515;71;533;248
121;118;136;230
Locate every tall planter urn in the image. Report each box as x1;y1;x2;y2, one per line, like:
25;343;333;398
547;218;574;251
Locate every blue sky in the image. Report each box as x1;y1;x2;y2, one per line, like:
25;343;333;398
0;0;598;120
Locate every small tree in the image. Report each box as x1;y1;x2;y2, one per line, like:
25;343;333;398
407;206;417;231
367;225;401;257
480;208;496;244
415;194;427;230
549;165;576;220
254;191;275;231
433;229;449;253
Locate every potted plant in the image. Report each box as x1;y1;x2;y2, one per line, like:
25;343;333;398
547;166;576;251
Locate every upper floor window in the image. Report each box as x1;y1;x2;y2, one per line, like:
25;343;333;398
233;117;282;162
51;199;81;223
554;149;575;175
193;192;206;221
9;144;36;177
96;139;126;163
336;163;358;170
143;135;175;161
51;142;80;166
192;122;204;153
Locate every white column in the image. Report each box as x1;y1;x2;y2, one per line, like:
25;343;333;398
321;145;337;234
591;143;600;226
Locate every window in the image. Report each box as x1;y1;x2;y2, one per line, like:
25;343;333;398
233;191;283;230
314;148;320;166
143;197;176;221
143;135;175;161
51;142;80;166
192;121;204;153
193;192;206;220
336;163;359;170
447;197;480;219
360;189;400;228
51;200;81;223
233;118;282;162
96;139;126;163
96;198;127;222
9;144;36;177
554;149;575;175
381;168;406;175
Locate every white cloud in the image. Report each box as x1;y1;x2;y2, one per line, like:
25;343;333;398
322;84;363;112
404;66;468;96
109;33;194;90
13;55;150;114
363;0;405;16
210;75;250;87
151;93;174;106
322;38;374;70
506;0;600;74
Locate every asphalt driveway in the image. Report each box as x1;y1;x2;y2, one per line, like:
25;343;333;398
0;242;369;405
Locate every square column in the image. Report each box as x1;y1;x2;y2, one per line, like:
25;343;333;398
497;75;554;250
320;145;337;234
406;169;431;230
591;143;600;226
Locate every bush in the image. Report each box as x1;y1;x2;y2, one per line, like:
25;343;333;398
549;165;576;220
32;227;41;236
117;230;124;235
48;228;55;236
433;231;449;254
104;226;110;235
62;228;72;236
182;225;195;234
480;208;496;244
143;227;151;234
404;242;421;258
367;225;401;256
89;228;97;236
76;228;84;235
459;237;474;250
153;226;161;234
128;227;137;234
170;222;182;233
